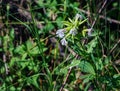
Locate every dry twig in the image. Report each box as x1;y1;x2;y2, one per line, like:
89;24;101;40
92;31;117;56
109;39;120;54
91;0;108;29
3;54;9;75
79;8;120;25
59;67;72;91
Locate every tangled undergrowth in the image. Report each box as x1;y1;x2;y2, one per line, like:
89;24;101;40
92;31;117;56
0;0;120;91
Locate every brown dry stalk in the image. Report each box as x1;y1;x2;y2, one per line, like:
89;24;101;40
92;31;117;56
3;54;9;75
109;39;120;54
59;67;72;91
91;0;108;29
79;8;120;25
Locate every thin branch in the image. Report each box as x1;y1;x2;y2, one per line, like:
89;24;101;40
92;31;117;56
66;45;77;56
59;67;72;91
59;55;78;91
79;8;120;25
112;63;120;74
91;0;108;29
109;39;120;55
3;54;9;75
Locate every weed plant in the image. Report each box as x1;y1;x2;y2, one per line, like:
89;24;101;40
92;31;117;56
0;0;120;91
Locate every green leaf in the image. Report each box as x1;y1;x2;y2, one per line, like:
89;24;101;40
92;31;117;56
63;21;73;27
68;18;73;23
26;74;40;90
78;61;95;75
113;74;120;79
35;0;44;7
44;23;54;32
18;60;29;69
113;2;118;7
14;45;25;54
29;46;39;55
56;17;63;28
68;60;81;68
9;57;19;67
60;60;80;74
26;40;33;50
9;86;16;91
9;28;14;39
29;47;47;56
79;18;87;25
84;82;91;91
82;74;94;84
0;83;6;90
22;53;27;60
82;29;88;37
86;37;98;53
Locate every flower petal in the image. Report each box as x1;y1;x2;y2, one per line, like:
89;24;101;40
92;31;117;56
69;28;77;35
87;28;92;36
60;38;67;46
56;29;65;38
75;13;83;20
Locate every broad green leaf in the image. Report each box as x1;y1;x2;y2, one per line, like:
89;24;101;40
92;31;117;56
56;17;63;28
68;60;81;68
0;83;6;90
29;46;39;55
60;60;80;74
86;37;98;53
1;67;5;74
35;0;44;7
26;74;40;89
113;74;120;79
29;47;47;55
14;45;25;54
44;23;54;32
78;61;95;75
80;74;94;84
9;86;16;91
10;57;19;67
22;53;27;60
26;40;33;50
15;59;29;70
60;66;68;74
28;60;36;70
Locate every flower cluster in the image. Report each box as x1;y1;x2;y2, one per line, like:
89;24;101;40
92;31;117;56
56;29;68;46
56;13;92;46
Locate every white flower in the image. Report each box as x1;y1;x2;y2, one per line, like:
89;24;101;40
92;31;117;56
56;29;65;38
69;28;77;35
75;13;83;20
60;38;67;46
87;28;92;36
